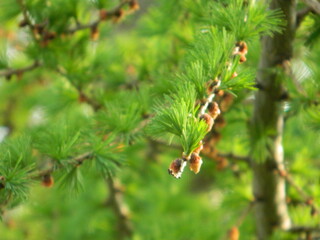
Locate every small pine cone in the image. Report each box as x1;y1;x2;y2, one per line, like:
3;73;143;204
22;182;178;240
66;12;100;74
194;141;203;154
207;102;221;120
99;9;108;20
42;174;54;188
168;158;186;179
239;54;246;63
189;153;203;174
200;113;214;132
129;0;140;11
228;226;240;240
236;41;248;55
215;89;225;97
90;25;99;41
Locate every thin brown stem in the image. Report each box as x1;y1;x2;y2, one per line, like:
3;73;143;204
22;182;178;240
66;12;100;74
217;152;251;165
67;0;132;34
277;168;319;216
29;152;93;180
301;0;320;14
288;226;320;233
0;61;41;80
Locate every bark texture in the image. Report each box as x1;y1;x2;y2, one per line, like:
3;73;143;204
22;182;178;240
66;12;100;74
251;1;296;239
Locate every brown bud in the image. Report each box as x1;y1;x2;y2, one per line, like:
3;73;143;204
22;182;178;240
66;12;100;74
113;9;125;23
129;0;140;11
42;174;54;188
99;9;108;20
199;113;214;132
207;102;221;119
278;169;287;177
168;158;186;179
215;89;225;97
239;54;246;63
189;153;203;174
236;41;248;55
231;72;238;79
194;141;203;154
228;226;240;240
206;79;220;95
90;25;99;41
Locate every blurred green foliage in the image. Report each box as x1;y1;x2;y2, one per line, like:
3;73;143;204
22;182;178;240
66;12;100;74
0;0;319;240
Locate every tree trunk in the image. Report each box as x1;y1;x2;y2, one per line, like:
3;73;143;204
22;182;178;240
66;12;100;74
251;0;296;239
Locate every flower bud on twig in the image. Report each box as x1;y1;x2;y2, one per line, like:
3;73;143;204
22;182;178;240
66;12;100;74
189;153;203;174
168;158;186;179
42;174;54;188
228;226;240;240
207;102;221;120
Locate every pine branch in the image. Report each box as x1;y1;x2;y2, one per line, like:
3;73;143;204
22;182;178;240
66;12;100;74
67;0;134;34
0;61;41;80
288;226;320;233
17;0;138;42
301;0;320;14
29;152;94;180
55;68;103;111
277;168;319;216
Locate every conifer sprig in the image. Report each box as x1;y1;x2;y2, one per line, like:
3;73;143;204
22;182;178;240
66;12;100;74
149;0;283;178
207;0;284;40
